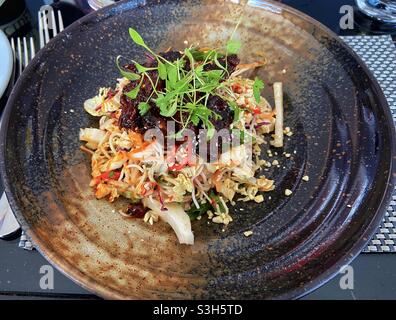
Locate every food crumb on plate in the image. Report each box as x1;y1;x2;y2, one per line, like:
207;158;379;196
302;175;310;182
243;230;253;237
285;189;293;196
284;127;293;136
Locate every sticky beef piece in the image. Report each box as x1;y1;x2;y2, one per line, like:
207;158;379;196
119;81;143;132
226;54;240;75
142;106;167;132
158;51;190;71
199;96;234;162
203;54;240;77
119;63;167;133
122;62;160;95
206;95;233;131
143;51;183;67
126;203;147;218
171;111;199;135
160;51;183;62
123;63;138;73
122;59;162;99
141;52;183;91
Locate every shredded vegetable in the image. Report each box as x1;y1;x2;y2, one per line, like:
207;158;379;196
79;29;288;245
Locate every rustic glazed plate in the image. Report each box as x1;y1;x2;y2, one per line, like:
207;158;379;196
1;0;395;299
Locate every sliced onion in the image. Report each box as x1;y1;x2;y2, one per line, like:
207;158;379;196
107;156;127;171
143;198;194;245
79;128;106;149
84;96;104;116
219;145;247;166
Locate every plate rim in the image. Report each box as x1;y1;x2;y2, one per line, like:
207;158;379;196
0;0;395;299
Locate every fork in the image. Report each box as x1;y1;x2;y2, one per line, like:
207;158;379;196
10;37;36;80
0;36;36;246
0;9;65;249
38;9;64;47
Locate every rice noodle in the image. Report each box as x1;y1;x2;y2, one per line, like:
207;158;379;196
80;73;287;245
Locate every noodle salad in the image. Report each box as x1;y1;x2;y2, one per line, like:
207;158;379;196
79;28;285;245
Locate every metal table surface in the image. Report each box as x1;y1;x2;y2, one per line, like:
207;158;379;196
0;0;395;299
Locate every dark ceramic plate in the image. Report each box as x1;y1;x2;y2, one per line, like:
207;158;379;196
1;0;395;299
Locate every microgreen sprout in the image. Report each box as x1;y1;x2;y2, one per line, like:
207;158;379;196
117;27;250;138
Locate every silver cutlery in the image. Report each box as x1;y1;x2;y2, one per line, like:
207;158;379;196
38;9;64;47
0;36;36;245
10;36;36;80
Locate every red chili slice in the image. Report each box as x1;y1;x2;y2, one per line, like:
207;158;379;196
99;171;121;181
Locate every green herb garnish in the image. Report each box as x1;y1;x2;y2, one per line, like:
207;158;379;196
158;61;167;80
187;190;226;220
228;100;242;122
226;39;241;55
134;61;156;73
187;202;212;220
125;84;141;99
129;28;152;52
116;27;251;138
253;77;264;103
116;56;140;81
138;102;150;116
209;190;226;213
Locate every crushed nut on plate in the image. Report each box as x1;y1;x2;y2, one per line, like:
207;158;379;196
243;230;253;237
